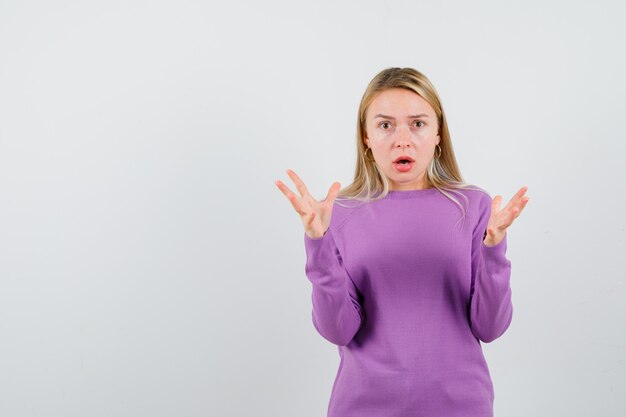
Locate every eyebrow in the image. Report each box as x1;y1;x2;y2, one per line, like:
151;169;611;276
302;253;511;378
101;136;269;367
373;113;429;119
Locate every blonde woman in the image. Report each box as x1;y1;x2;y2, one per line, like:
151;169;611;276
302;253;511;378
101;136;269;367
275;67;529;417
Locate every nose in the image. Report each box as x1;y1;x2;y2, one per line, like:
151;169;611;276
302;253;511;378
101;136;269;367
395;125;412;148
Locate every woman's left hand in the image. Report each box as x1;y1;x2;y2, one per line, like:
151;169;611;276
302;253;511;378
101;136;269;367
483;186;530;247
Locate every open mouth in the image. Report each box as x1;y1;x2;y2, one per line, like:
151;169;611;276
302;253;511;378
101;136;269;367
393;156;415;165
393;156;415;172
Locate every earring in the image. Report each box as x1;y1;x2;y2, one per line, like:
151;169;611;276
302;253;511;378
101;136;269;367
365;147;374;161
435;144;442;158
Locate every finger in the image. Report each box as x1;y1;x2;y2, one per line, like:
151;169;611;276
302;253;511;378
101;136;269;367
489;195;501;226
503;186;529;211
324;182;341;204
491;195;502;215
512;195;530;218
492;195;514;230
502;196;529;227
286;169;312;199
500;207;520;230
275;179;310;217
504;187;530;217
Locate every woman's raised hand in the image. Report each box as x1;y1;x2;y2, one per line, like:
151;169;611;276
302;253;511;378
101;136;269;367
483;185;530;247
275;169;341;239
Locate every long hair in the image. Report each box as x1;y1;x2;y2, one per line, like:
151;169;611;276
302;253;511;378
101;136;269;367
336;67;486;227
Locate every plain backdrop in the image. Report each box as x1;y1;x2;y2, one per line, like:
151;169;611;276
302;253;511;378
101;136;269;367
1;0;625;416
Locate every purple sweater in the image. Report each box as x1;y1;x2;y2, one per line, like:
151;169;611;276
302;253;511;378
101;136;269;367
303;187;513;417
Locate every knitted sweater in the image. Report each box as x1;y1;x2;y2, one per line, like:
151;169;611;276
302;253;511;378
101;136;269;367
303;187;513;417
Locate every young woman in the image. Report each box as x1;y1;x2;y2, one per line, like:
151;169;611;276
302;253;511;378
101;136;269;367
275;67;529;417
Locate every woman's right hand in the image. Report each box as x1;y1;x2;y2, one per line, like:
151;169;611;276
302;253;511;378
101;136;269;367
275;169;341;239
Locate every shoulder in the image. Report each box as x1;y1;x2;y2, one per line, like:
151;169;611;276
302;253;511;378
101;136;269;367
452;186;497;236
454;185;492;205
450;186;493;222
328;197;369;233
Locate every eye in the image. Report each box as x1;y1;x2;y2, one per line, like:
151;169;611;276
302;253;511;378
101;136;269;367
413;120;425;128
379;122;392;130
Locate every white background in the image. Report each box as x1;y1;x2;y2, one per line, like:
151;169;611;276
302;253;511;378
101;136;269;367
1;0;625;416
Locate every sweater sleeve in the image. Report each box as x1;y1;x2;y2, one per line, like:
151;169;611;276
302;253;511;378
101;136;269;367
303;230;365;346
468;195;514;343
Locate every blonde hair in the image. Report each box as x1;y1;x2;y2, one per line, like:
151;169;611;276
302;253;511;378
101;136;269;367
336;67;487;227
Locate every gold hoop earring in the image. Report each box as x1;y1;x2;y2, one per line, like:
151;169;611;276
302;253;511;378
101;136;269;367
435;144;442;159
365;147;375;161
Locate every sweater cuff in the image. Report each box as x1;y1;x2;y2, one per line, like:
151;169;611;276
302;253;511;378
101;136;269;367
481;234;508;262
304;229;330;245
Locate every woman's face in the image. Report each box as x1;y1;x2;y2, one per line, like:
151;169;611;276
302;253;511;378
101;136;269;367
364;88;440;191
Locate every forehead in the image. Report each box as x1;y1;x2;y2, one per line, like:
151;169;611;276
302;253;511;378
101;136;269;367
367;88;435;118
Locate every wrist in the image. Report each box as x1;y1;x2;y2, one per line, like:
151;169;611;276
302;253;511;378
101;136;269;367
305;229;327;240
483;230;505;247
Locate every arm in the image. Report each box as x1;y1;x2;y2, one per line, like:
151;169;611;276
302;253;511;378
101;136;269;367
468;196;514;343
304;230;364;346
